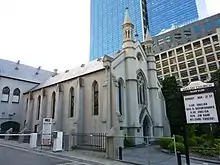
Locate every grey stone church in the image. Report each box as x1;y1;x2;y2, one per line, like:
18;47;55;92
2;8;171;144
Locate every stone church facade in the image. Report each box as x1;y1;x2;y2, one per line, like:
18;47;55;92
22;8;170;143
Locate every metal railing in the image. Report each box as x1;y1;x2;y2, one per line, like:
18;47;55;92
72;133;106;151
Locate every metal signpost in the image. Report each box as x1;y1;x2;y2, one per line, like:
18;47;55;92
41;118;52;147
181;81;219;165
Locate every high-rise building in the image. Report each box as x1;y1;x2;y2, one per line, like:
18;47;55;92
147;0;209;36
154;14;220;86
90;0;148;60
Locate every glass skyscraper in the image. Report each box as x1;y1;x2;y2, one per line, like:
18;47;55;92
147;0;208;36
90;0;148;61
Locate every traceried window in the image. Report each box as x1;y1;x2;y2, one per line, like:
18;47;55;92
1;86;10;102
137;72;146;104
36;96;41;120
51;92;56;119
12;88;20;103
69;87;74;118
92;81;99;116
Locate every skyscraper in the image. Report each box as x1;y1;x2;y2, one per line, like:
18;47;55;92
147;0;208;36
90;0;148;60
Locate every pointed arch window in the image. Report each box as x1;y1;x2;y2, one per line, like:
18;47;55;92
12;88;20;103
118;80;124;115
51;92;56;119
92;81;99;116
26;99;29;112
69;87;74;118
137;72;146;104
36;96;41;120
1;86;10;102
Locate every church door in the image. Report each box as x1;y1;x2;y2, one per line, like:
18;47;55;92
143;116;149;141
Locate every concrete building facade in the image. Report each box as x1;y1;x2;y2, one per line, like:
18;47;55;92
23;9;170;144
0;59;52;132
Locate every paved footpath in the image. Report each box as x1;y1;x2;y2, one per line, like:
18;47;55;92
0;139;132;165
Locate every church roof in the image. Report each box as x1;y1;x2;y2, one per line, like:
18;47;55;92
31;58;105;91
0;58;53;84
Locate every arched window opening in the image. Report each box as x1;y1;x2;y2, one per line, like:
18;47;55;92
69;87;74;118
26;99;29;112
36;96;41;120
12;88;20;103
1;86;10;102
93;81;99;116
118;80;123;115
137;72;146;104
51;92;56;119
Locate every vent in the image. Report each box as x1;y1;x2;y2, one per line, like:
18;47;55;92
81;64;85;67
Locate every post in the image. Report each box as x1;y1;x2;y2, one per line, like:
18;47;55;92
173;135;177;158
30;133;38;148
118;146;122;160
183;124;190;165
177;151;182;165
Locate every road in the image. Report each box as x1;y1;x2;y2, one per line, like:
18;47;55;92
0;145;72;165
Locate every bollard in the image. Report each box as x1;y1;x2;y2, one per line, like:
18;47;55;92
177;151;182;165
118;146;122;160
30;133;38;148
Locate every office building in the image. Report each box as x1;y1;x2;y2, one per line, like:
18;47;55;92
147;0;208;36
90;0;148;60
154;14;220;86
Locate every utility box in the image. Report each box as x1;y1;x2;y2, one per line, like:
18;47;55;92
52;131;63;152
30;133;38;148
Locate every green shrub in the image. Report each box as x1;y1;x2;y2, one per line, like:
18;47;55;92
124;137;134;147
168;142;185;153
175;135;183;143
189;138;197;147
201;134;209;140
214;138;220;144
158;138;173;149
193;136;205;145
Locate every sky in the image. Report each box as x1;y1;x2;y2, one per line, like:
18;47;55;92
0;0;220;72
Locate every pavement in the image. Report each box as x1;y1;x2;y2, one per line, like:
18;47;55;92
0;139;220;165
0;139;132;165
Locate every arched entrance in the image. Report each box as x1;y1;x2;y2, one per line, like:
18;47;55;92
1;121;20;133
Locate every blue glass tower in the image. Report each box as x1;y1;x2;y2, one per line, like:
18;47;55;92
147;0;208;36
90;0;148;61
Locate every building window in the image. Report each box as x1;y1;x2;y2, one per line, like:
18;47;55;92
36;96;41;120
118;80;123;115
137;72;146;104
216;19;220;27
51;92;56;119
194;26;202;33
12;88;20;103
92;81;99;116
69;87;74;118
1;86;10;102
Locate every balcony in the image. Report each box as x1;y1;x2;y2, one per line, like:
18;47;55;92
184;44;192;52
168;50;175;57
196;57;205;65
176;47;183;55
202;38;211;46
206;54;215;63
193;41;201;49
179;62;186;70
180;70;188;78
208;63;218;71
177;55;185;62
195;49;203;57
198;66;207;74
169;58;176;65
204;46;213;54
188;60;196;68
186;52;194;60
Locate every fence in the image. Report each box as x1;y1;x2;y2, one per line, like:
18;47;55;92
115;136;177;165
0;133;31;144
72;133;106;151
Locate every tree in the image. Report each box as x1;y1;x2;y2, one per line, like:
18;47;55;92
161;76;185;135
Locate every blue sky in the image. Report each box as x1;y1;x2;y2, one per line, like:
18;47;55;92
0;0;219;71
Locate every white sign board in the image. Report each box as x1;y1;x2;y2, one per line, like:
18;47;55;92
41;118;52;145
184;92;218;124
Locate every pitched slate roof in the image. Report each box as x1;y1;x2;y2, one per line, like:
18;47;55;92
31;58;105;91
0;58;53;84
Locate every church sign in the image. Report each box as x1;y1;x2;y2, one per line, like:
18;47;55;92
41;118;52;146
181;81;219;124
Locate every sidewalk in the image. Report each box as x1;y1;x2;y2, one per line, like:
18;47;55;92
0;139;134;165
